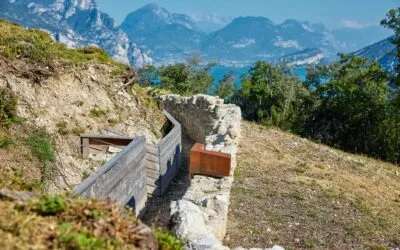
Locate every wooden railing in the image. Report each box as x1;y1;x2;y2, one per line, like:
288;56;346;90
75;110;182;215
75;136;147;216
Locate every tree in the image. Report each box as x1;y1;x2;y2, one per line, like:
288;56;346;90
303;54;390;157
137;65;158;86
231;61;308;129
381;7;400;162
158;58;214;95
216;72;236;99
381;7;400;79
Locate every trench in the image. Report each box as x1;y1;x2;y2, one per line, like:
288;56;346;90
141;133;194;227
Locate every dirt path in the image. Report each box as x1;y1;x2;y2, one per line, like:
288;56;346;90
224;121;400;249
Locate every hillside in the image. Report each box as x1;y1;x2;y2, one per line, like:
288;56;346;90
0;19;166;194
225;121;400;249
354;36;398;73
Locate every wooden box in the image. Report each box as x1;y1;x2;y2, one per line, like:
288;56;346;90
189;143;231;178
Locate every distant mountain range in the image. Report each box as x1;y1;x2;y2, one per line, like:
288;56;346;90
354;36;398;73
0;1;394;68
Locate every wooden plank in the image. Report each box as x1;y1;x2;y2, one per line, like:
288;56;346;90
160;140;181;159
147;167;160;177
158;128;180;148
97;150;146;197
146;162;160;172
146;144;159;155
75;136;145;195
89;144;110;153
82;138;90;157
147;177;160;186
146;153;159;163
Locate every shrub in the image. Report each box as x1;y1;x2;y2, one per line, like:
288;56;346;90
36;195;66;216
27;130;55;163
0;87;18;127
154;228;184;250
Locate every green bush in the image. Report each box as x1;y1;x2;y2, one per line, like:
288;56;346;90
27;130;55;163
0;87;18;128
36;195;66;216
154;228;184;250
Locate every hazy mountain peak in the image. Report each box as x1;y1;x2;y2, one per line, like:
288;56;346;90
122;4;198;31
141;3;161;11
231;16;274;27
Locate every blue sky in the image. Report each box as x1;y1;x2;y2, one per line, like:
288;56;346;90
96;0;399;29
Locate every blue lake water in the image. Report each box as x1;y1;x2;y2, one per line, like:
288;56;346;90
209;65;308;93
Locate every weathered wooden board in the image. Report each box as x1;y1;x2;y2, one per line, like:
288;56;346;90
75;136;148;216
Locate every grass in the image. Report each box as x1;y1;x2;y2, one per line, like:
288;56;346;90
0;19;130;71
225;121;400;249
27;130;55;163
27;129;55;184
89;106;108;117
0;195;182;249
0;136;12;148
56;120;69;135
0;86;18;128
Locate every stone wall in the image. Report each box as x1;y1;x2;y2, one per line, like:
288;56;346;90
162;94;241;250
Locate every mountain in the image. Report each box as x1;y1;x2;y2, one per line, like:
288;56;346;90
278;48;325;66
201;17;336;64
189;13;232;33
333;25;393;53
353;36;397;73
0;0;152;67
120;4;204;65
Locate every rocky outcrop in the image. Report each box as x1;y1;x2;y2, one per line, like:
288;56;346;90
162;94;241;249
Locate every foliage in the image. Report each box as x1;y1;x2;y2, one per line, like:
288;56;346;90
0;196;175;249
0;19;129;71
0;87;18;128
381;7;400;78
301;55;394;160
216;72;237;99
137;64;158;86
27;130;55;163
154;228;184;250
158;56;215;95
36;195;67;216
230;61;309;129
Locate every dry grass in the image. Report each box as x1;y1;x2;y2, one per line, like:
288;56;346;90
225;121;400;249
0;126;43;192
0;195;158;249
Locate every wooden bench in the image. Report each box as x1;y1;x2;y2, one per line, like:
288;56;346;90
189;143;231;178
